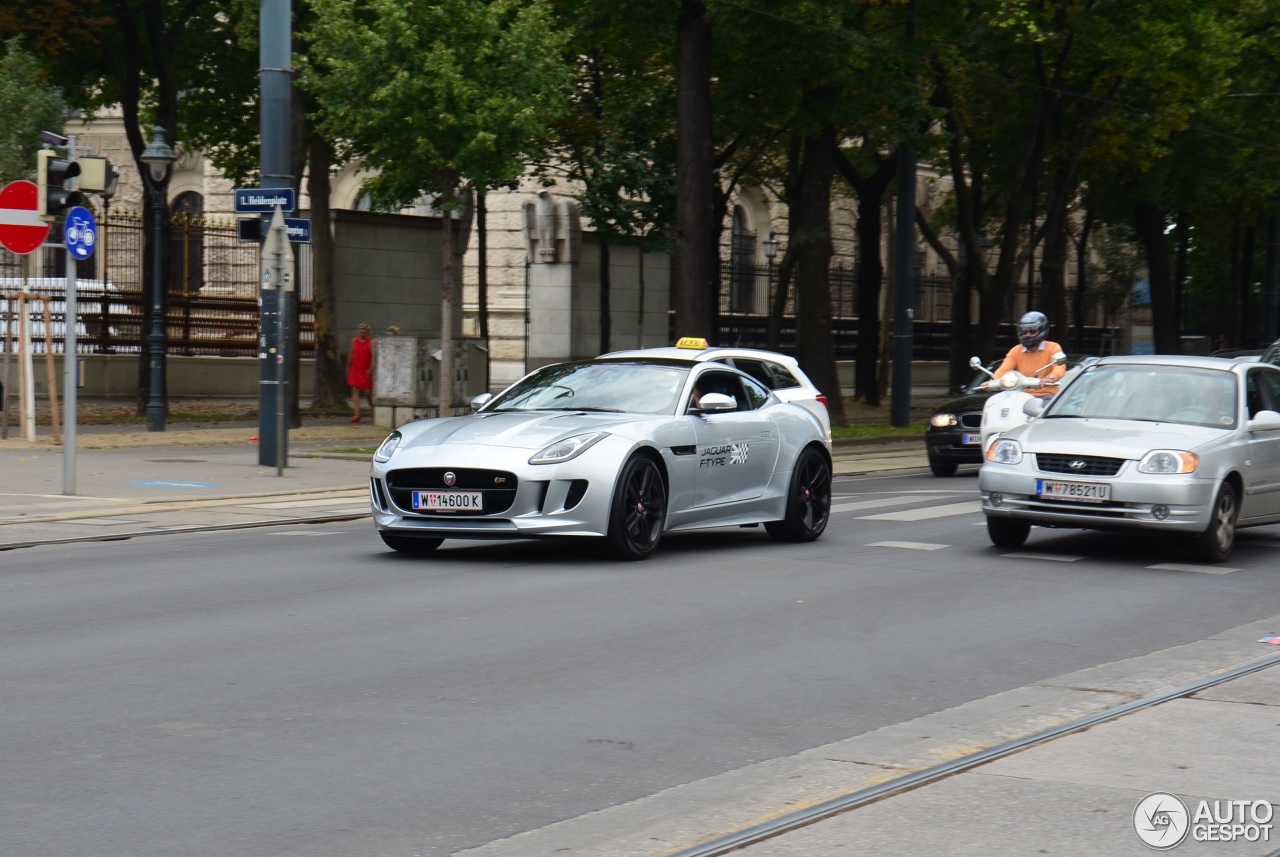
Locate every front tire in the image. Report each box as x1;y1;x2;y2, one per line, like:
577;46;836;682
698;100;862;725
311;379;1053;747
379;532;444;554
765;446;832;542
929;457;958;477
986;517;1030;548
604;455;667;560
1191;483;1238;562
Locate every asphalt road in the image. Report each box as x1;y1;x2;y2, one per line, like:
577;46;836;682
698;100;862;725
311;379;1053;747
6;468;1280;856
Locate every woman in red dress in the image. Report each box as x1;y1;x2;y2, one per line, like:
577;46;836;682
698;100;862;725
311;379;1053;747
347;322;375;422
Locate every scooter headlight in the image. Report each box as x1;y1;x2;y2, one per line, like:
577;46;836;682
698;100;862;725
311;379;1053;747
986;438;1023;465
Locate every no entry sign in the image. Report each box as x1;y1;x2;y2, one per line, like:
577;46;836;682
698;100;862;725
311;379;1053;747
0;180;52;254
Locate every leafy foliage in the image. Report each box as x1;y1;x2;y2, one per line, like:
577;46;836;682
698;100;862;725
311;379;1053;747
0;39;65;183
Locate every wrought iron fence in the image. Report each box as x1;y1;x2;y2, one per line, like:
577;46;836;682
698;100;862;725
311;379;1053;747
0;207;313;356
714;261;1125;360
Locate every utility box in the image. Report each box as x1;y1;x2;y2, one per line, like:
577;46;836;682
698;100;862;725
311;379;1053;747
373;336;489;428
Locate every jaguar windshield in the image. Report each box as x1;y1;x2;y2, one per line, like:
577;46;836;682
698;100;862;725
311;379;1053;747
485;361;692;415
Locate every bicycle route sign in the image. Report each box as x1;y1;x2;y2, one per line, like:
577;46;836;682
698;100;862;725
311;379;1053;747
0;180;53;255
63;205;97;260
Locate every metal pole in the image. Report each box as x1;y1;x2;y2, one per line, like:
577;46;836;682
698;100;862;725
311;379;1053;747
63;137;79;491
890;0;919;427
146;180;166;431
258;0;292;466
1264;214;1279;344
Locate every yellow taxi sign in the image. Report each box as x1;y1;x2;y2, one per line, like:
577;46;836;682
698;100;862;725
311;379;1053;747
675;336;708;349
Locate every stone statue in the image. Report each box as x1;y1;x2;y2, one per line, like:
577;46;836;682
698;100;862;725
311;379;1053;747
523;191;581;264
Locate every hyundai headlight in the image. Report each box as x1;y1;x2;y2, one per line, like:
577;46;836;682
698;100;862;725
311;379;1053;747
930;413;957;427
1138;450;1199;474
530;431;610;465
374;432;402;463
986;438;1023;465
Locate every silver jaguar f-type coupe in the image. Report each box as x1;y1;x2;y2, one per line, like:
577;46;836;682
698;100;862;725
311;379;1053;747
369;356;833;560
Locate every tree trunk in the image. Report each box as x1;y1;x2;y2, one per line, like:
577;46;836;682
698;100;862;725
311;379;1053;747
307;132;345;408
792;123;845;426
477;189;488;341
599;237;612;353
1134;201;1179;354
674;0;717;341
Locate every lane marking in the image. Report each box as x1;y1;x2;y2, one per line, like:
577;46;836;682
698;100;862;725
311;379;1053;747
1001;552;1085;562
831;496;944;513
1148;563;1240;575
858;501;982;521
867;540;949;551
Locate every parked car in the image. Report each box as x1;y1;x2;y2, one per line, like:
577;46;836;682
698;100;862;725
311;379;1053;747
599;339;831;440
925;355;1091;477
370;356;833;560
979;354;1280;561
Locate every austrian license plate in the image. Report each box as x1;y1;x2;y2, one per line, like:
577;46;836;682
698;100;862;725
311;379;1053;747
412;490;483;511
961;433;980;445
1036;479;1110;503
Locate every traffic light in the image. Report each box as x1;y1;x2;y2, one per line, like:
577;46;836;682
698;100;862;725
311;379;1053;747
36;149;85;220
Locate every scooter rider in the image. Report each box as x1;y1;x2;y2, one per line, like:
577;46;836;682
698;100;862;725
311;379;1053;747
986;311;1065;396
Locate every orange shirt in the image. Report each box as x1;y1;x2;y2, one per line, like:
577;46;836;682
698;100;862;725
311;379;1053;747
994;341;1065;396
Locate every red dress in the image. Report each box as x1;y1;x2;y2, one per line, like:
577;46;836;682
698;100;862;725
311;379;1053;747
347;336;373;390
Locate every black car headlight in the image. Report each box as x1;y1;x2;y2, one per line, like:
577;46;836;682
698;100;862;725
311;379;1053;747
374;432;402;463
530;431;610;465
930;413;958;428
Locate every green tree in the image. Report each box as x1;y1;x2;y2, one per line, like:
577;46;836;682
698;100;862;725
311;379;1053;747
0;39;65;184
302;0;570;408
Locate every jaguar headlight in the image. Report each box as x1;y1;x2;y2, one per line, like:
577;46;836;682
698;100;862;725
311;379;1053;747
930;413;957;428
374;432;402;463
1138;450;1199;474
986;438;1023;465
530;431;610;465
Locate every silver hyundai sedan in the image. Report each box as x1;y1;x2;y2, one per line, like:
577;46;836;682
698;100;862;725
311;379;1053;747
979;355;1280;561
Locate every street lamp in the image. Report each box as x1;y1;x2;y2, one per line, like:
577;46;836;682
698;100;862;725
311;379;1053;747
763;232;778;311
140;125;176;432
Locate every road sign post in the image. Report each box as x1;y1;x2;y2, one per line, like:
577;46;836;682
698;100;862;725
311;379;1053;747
258;205;295;471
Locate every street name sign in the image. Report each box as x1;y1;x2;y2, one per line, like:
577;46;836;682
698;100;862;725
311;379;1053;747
0;180;53;254
233;187;296;213
284;217;311;243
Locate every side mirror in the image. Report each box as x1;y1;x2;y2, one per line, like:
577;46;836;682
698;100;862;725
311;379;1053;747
969;356;983;368
470;392;494;412
1022;397;1047;418
1248;409;1280;432
1052;352;1067;365
694;392;736;413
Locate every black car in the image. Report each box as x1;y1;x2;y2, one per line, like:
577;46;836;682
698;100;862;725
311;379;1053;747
924;365;996;477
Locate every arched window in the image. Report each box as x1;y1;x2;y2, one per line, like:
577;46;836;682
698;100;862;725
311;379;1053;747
729;206;756;313
170;191;205;294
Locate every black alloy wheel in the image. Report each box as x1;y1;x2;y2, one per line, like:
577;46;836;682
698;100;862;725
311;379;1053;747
766;446;832;542
605;455;668;560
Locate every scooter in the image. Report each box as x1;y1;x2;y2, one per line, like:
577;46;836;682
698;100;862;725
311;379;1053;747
968;352;1066;452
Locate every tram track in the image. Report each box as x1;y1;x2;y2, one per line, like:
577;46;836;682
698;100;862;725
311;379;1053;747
659;651;1280;857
